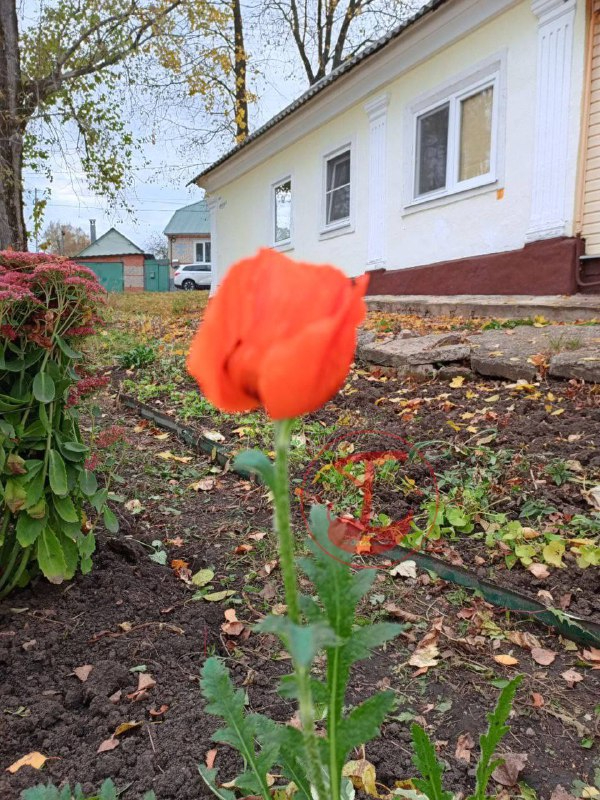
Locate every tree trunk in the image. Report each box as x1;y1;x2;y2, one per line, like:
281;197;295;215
232;0;248;143
0;0;26;251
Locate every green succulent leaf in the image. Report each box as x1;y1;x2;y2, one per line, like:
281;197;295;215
32;372;55;403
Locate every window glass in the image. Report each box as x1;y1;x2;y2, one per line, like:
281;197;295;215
459;86;493;181
325;150;351;224
274;180;292;243
416;103;449;195
195;242;211;263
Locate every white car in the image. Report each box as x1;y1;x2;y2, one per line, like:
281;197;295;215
173;263;212;290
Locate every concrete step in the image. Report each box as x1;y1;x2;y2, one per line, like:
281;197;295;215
366;294;600;322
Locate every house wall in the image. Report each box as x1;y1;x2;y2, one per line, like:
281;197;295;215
168;234;211;266
78;253;145;291
202;0;587;291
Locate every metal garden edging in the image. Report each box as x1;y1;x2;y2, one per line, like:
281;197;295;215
118;392;600;649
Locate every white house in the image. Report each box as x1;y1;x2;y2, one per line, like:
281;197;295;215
193;0;600;296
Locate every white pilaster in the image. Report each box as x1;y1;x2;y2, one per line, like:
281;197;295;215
365;94;389;267
206;194;221;295
526;0;577;242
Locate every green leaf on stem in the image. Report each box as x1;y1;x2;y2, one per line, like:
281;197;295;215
32;372;55;403
103;506;119;534
36;527;67;584
53;495;79;523
233;450;275;491
48;450;68;497
79;469;98;496
200;656;276;800
54;334;82;360
197;767;237;800
16;513;46;547
411;723;453;800
256;615;338;668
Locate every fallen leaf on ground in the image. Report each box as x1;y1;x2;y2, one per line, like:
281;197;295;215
528;563;550;579
171;559;189;571
205;749;218;770
109;690;122;704
127;673;156;702
72;664;93;682
531;692;544;708
455;732;475;763
124;498;143;514
257;559;278;577
583;486;600;510
6;752;48;773
506;631;541;650
202;429;225;442
165;536;185;547
248;532;266;541
221;609;246;636
234;543;253;555
561;668;584;687
494;654;519;666
531;647;556;666
342;759;378;797
97;737;119;753
582;647;600;666
409;628;440;673
491;752;528;787
389;560;417;579
157;451;193;464
550;786;577;800
149;704;169;717
114;720;142;736
384;603;420;623
190;477;216;491
202;590;236;602
191;569;214;587
450;376;465;388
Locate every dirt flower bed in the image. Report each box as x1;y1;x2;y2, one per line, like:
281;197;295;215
1;394;599;800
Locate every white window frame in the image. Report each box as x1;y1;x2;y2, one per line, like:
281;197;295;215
404;54;506;212
320;141;355;237
271;174;293;250
195;240;211;264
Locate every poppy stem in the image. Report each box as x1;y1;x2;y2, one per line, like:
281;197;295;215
273;419;329;800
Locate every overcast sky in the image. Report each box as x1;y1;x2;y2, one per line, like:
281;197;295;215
21;1;425;252
20;0;307;252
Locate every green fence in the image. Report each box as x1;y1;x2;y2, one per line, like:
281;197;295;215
144;259;170;292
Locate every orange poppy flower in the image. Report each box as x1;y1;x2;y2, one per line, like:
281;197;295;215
187;248;368;420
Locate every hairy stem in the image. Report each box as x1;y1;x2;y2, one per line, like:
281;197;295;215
272;419;328;800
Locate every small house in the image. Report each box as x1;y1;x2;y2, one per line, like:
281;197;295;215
193;0;600;296
163;200;211;269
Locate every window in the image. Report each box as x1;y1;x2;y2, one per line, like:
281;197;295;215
325;149;351;226
195;241;211;264
413;77;497;202
185;264;210;272
273;178;292;245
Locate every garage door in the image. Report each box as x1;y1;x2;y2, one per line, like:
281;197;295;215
78;261;124;292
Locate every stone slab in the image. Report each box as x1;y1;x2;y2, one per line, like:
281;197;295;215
367;294;600;323
359;332;470;367
359;323;600;383
549;348;600;381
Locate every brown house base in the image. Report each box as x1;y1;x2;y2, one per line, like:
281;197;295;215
366;237;586;296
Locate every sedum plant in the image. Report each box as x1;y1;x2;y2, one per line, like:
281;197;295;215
187;250;522;800
0;251;111;598
21;779;155;800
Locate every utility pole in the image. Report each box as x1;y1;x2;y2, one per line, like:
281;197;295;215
34;188;39;251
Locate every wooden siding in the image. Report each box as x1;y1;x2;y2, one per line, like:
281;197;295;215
582;1;600;254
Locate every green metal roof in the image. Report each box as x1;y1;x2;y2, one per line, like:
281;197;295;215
163;200;210;236
77;227;144;257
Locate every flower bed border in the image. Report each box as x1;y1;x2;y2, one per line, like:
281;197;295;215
118;392;600;648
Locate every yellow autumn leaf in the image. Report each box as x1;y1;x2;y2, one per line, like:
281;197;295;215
465;390;477;399
447;420;462;432
6;752;48;773
542;540;565;567
343;759;379;797
449;376;465;388
494;654;519;666
157;451;193;463
202;590;236;602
